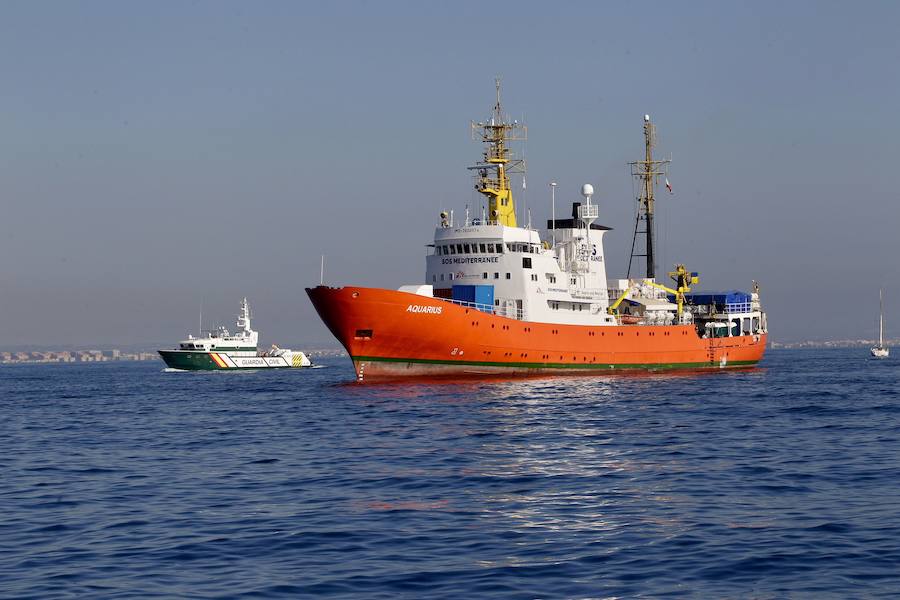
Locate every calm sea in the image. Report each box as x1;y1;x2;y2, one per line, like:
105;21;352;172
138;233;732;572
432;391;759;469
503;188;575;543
2;349;899;598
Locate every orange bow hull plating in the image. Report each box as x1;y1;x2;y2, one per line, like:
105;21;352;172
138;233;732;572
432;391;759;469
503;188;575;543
306;286;766;381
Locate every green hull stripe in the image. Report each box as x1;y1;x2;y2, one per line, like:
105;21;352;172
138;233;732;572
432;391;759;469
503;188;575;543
352;355;759;370
158;351;220;370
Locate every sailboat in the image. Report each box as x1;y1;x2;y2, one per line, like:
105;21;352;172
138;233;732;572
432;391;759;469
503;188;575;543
871;289;889;358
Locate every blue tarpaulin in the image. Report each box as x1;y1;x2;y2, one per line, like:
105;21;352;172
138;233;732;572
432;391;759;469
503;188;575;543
668;290;751;305
684;290;751;305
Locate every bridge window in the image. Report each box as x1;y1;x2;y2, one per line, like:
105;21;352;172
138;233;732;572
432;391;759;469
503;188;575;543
456;244;463;254
479;243;487;253
449;245;456;255
464;243;471;253
522;257;532;268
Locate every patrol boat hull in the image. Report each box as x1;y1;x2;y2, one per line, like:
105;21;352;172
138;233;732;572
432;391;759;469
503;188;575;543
158;350;311;370
306;286;766;381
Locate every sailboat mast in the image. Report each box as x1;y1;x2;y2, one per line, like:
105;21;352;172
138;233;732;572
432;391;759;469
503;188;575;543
879;289;884;347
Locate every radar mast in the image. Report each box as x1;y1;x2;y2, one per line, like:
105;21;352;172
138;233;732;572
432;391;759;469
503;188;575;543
470;78;526;227
627;115;671;279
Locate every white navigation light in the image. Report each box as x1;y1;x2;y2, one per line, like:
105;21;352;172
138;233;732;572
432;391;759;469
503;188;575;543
644;114;650;122
581;183;594;198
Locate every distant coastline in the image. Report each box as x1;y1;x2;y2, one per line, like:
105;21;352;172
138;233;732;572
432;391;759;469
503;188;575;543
0;349;158;364
769;339;895;350
0;347;347;365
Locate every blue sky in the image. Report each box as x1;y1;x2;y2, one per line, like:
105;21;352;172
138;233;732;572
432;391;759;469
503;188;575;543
2;1;899;345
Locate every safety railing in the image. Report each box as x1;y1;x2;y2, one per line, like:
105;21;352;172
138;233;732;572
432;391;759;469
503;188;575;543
440;297;526;321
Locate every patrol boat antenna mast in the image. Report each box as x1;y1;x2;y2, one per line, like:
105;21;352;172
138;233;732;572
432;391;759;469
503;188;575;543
627;114;670;279
470;78;526;227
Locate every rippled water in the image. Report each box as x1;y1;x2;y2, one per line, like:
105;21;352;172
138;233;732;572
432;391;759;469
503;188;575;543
2;349;899;598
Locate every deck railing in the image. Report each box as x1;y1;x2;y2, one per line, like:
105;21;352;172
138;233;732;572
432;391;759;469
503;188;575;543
439;297;525;321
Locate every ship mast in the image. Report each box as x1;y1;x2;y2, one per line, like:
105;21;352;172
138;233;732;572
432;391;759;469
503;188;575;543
471;78;526;227
627;115;670;279
237;297;252;333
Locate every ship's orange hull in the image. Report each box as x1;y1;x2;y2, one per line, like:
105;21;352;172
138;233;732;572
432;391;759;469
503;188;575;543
306;286;767;381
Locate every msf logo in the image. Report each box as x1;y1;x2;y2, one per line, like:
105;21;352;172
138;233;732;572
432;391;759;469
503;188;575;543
406;304;442;314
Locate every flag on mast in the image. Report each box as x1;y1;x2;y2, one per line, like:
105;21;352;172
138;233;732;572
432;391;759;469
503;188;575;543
665;177;673;194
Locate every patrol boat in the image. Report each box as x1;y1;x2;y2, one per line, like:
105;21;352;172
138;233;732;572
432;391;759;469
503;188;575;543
158;298;312;370
306;82;767;381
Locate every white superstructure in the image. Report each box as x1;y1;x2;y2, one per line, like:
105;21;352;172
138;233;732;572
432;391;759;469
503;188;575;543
424;187;615;326
178;297;259;355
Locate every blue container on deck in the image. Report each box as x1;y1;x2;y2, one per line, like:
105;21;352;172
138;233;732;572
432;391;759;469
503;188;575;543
452;284;494;309
671;290;752;313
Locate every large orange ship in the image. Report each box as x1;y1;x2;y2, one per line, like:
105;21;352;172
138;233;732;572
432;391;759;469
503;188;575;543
307;82;767;381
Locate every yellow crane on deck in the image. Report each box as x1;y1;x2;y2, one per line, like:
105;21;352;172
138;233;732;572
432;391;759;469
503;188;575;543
608;264;699;320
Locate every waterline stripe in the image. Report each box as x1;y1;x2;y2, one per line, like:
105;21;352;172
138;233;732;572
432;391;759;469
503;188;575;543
352;355;758;370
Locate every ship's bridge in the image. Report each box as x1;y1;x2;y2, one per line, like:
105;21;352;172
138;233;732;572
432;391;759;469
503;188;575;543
422;217;616;325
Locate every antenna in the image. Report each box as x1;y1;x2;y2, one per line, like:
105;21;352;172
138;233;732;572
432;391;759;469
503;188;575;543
627;114;671;280
320;255;325;286
550;182;557;248
199;300;203;337
469;79;526;228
